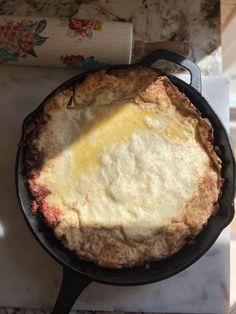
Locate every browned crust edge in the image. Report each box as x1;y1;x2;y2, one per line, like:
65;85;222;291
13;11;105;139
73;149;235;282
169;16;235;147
160;76;222;178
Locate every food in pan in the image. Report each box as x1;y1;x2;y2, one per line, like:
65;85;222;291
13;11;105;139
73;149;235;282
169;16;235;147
24;67;222;268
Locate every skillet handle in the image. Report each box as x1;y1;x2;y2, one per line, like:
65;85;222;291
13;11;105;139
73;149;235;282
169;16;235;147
138;49;202;93
51;266;92;314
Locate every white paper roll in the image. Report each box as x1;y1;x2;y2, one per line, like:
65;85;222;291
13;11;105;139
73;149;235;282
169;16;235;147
0;15;133;67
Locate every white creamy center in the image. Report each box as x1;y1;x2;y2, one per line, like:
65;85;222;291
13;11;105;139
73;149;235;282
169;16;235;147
38;102;210;237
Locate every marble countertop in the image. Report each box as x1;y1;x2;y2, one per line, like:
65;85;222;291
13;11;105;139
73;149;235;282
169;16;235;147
0;0;221;74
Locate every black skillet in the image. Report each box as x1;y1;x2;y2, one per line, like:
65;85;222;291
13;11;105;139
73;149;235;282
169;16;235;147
16;50;236;314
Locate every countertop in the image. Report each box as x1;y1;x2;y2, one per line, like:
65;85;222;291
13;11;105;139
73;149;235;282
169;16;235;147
0;0;221;74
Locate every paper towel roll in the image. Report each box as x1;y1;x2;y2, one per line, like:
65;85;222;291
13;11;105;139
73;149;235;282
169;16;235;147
0;15;133;67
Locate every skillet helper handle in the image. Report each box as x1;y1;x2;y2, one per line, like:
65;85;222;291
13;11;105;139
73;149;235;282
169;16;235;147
51;266;91;314
139;49;202;93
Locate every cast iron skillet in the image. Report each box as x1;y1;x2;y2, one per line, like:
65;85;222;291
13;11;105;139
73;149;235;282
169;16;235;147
16;50;236;314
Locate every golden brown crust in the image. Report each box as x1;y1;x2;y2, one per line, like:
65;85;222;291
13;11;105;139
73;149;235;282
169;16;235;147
24;67;222;268
73;67;160;107
160;76;221;174
183;169;219;232
55;167;217;268
24;90;75;225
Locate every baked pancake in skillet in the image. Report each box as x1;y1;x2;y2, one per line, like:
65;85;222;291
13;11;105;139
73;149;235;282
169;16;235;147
24;67;222;268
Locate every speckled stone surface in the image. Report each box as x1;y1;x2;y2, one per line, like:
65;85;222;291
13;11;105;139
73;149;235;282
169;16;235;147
0;0;221;74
